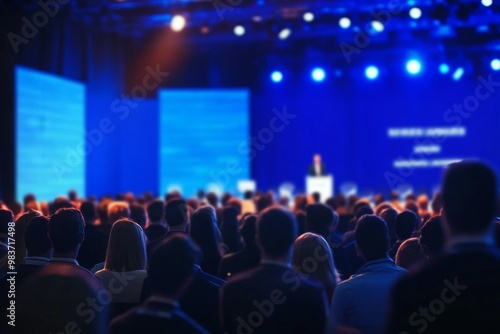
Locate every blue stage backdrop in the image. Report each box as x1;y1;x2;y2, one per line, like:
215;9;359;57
251;68;500;196
159;89;250;197
16;66;86;202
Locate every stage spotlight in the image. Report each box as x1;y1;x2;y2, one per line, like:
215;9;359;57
452;67;464;81
171;15;186;32
409;7;422;19
303;12;314;22
439;63;450;74
311;68;326;82
278;28;291;40
491;59;500;71
371;21;384;33
365;66;379;80
271;71;283;83
482;0;493;7
234;25;245;36
406;59;422;75
339;17;351;29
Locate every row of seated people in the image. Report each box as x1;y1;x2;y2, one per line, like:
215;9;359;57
1;160;500;333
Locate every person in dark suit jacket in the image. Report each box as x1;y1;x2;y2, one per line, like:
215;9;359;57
110;234;209;334
308;154;327;176
387;161;500;334
144;200;167;242
221;206;328;334
16;215;52;285
77;201;108;270
147;198;188;256
218;215;261;279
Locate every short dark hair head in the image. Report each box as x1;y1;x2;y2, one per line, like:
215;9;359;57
0;209;14;237
130;204;147;229
48;208;85;254
381;207;398;241
306;204;334;237
243;190;254;200
257;206;297;257
355;214;389;260
206;192;218;207
148;234;201;296
147;200;165;222
420;216;445;255
165;199;188;228
442;161;498;234
79;201;96;223
355;204;374;220
395;210;418;240
240;215;257;246
25;216;52;256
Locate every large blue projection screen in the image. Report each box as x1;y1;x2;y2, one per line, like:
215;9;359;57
160;89;249;197
16;66;86;202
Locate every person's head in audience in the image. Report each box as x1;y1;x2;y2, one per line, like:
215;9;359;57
107;201;130;224
295;210;307;236
221;206;242;251
130;203;147;229
374;193;385;206
48;208;85;259
405;194;416;202
431;192;443;215
292;233;339;298
23;193;36;207
165;190;181;202
24;200;40;212
312;192;321;204
349;204;374;232
97;198;112;225
148;234;201;300
381;207;398;243
405;201;419;215
395;238;426;270
240;215;258;247
206;192;218;208
17;264;106;334
222;193;232;207
68;190;78;202
147;199;165;225
279;196;290;208
187;198;199;211
336;194;346;209
355;214;389;262
25;216;52;259
15;209;42;268
256;194;273;213
104;219;146;272
306;203;334;239
80;201;96;225
347;195;360;212
442;161;497;238
257;206;297;262
325;197;337;211
243;190;254;200
419;215;446;257
417;195;429;212
190;205;221;274
395;210;418;241
10;201;22;217
375;202;394;216
197;189;205;201
50;196;74;214
0;209;14;243
293;195;308;212
124;192;135;204
165;198;188;232
227;197;242;216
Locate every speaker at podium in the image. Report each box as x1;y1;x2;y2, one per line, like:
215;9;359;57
306;175;334;203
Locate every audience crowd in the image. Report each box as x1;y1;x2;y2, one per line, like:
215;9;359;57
1;160;500;333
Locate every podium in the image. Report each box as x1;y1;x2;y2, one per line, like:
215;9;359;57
306;175;334;202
